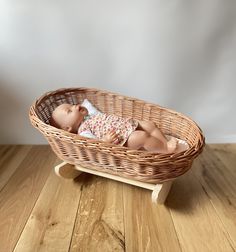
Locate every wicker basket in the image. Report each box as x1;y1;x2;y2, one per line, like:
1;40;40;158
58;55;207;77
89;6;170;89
29;87;205;183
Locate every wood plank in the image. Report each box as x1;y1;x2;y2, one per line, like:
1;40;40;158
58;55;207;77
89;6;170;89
191;146;236;249
0;145;32;191
166;162;235;252
123;183;181;252
1;144;235;252
209;144;236;177
0;146;56;252
14;161;83;252
70;175;125;252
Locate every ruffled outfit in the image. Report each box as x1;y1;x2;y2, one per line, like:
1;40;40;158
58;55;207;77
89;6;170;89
78;113;138;146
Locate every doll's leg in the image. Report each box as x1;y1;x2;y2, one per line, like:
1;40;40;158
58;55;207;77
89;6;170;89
126;130;177;153
137;121;167;143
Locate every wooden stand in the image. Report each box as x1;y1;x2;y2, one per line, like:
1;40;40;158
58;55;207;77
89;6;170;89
54;162;173;204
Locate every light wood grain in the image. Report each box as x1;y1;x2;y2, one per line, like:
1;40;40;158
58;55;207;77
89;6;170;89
14;162;83;252
0;145;31;191
209;144;236;177
166;165;234;252
69;175;124;252
0;144;236;252
123;184;181;252
0;146;56;252
191;145;236;249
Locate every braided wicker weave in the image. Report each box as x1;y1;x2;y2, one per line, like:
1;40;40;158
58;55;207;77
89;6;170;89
29;87;205;183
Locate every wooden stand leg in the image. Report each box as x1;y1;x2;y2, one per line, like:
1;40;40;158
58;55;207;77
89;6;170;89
54;162;173;204
54;162;82;179
152;180;173;204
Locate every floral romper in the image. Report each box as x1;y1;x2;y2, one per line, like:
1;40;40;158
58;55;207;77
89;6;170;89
78;113;139;146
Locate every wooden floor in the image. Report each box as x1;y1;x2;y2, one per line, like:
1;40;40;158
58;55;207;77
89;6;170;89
0;144;235;252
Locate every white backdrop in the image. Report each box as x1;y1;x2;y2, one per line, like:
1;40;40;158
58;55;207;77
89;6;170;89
0;0;236;144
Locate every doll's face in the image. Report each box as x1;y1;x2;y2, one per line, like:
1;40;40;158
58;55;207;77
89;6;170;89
51;103;88;133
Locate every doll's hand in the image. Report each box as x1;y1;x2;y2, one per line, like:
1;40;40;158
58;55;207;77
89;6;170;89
102;129;120;144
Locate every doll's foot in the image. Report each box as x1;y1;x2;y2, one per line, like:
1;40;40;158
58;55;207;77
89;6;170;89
166;137;177;153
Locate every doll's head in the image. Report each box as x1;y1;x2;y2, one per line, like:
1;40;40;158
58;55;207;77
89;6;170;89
50;103;88;133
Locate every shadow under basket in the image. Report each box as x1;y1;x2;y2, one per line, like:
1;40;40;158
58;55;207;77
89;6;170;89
29;87;205;184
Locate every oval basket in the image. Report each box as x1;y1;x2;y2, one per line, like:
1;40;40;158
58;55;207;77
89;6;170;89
29;87;205;183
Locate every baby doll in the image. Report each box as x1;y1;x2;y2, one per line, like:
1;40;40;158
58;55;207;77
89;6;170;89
50;103;177;154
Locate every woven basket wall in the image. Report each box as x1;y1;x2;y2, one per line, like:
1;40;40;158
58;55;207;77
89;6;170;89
29;87;205;183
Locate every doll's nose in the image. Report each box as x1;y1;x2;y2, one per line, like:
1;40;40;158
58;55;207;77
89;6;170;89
74;104;80;110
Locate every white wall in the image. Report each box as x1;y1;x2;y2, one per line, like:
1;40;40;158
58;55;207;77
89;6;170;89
0;0;236;144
